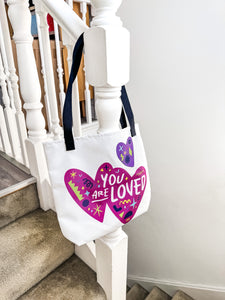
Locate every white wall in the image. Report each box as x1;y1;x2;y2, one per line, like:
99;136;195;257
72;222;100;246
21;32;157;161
118;1;225;299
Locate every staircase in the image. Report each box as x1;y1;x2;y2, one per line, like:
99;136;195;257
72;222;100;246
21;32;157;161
127;284;194;300
0;154;106;300
0;153;195;300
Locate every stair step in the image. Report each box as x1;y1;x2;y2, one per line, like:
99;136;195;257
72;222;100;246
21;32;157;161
0;154;31;191
0;181;39;228
19;255;106;300
0;209;74;300
145;286;171;300
127;283;149;300
172;290;194;300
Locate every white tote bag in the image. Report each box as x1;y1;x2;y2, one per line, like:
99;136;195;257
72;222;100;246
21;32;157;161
44;34;151;246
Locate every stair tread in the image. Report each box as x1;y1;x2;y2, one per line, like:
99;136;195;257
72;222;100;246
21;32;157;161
127;283;149;300
145;286;171;300
19;255;106;300
0;209;74;300
172;290;194;300
0;182;39;228
0;154;31;191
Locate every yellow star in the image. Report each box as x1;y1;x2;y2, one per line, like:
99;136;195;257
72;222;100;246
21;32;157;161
125;177;128;180
70;171;76;178
93;204;103;217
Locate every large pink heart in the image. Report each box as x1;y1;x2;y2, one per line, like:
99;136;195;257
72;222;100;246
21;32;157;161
64;163;147;224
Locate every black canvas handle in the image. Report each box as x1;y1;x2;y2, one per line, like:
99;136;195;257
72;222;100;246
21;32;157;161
63;33;136;151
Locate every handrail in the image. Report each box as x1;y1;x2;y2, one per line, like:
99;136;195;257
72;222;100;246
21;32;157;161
40;0;88;41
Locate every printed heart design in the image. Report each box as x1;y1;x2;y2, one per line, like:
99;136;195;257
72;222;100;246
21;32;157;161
116;137;134;167
64;163;147;224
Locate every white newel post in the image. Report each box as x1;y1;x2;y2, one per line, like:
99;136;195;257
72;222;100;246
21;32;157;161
84;0;129;299
0;0;29;166
7;0;54;210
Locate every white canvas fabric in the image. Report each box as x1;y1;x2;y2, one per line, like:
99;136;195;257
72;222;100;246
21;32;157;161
44;125;151;246
44;33;151;245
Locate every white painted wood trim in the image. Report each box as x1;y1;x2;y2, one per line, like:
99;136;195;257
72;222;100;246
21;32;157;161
0;105;12;156
0;0;29;167
81;120;98;135
73;0;91;3
96;228;128;300
40;0;88;42
0;177;36;198
34;2;61;138
7;0;54;211
80;1;92;125
53;20;65;116
0;50;21;162
75;241;96;272
34;3;52;133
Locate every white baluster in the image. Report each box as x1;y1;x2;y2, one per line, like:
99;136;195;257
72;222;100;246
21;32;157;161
7;0;54;210
33;4;52;133
0;0;29;166
84;0;130;299
0;27;15;111
34;1;61;138
53;20;65;116
0;87;12;156
0;107;12;155
61;0;82;137
63;34;82;137
0;49;22;161
80;1;92;124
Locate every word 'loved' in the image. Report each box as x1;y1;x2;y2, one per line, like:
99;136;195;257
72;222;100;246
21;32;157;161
91;172;146;203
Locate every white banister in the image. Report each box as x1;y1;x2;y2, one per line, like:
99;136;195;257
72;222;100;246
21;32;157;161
84;0;129;299
40;0;88;41
7;0;54;210
34;1;61;138
0;0;29;167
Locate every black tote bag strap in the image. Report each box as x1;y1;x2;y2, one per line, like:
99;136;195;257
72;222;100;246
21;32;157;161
121;86;136;137
63;33;84;151
63;33;136;151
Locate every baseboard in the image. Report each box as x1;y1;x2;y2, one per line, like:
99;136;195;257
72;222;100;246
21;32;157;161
127;275;225;300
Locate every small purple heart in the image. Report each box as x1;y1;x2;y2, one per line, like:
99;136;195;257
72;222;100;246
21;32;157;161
116;137;134;167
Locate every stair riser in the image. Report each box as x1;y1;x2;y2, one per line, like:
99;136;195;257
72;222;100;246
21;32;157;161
0;183;39;228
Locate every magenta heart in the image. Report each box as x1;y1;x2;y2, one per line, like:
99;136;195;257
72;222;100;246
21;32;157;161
116;137;134;167
64;163;147;224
